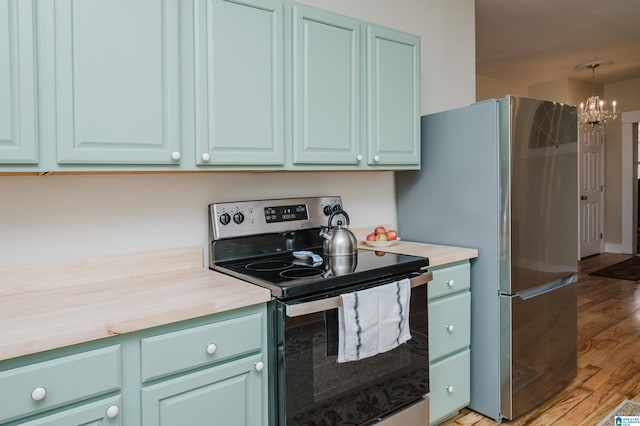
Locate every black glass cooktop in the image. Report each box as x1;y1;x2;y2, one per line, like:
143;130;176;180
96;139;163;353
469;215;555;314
213;248;428;300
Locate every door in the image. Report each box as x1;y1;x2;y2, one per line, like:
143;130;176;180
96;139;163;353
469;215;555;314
141;354;267;426
500;280;577;420
507;97;578;294
292;4;362;165
366;25;420;167
194;0;284;166
0;0;38;164
579;129;605;258
53;0;182;165
275;283;428;425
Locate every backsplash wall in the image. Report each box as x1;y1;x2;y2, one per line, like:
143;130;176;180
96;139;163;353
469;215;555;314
0;172;397;267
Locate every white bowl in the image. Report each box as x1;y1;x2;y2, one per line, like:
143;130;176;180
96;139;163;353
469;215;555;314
363;238;400;248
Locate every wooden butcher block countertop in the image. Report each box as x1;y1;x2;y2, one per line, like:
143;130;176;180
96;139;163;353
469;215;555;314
0;240;477;362
0;247;270;362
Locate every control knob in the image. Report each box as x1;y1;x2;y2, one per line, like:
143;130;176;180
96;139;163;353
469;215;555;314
233;212;245;224
219;213;231;225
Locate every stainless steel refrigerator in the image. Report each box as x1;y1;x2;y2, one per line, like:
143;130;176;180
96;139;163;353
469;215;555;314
396;96;578;421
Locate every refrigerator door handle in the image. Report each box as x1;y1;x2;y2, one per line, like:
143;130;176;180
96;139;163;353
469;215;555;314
516;274;577;300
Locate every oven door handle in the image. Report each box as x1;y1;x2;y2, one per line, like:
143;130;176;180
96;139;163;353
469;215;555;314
284;271;433;318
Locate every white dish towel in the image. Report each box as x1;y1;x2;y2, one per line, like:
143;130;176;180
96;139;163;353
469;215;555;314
337;278;412;363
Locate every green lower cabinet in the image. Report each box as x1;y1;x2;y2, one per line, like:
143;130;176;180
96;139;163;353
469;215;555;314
0;344;122;424
0;304;268;425
429;350;470;425
141;353;267;426
17;396;123;426
428;261;471;425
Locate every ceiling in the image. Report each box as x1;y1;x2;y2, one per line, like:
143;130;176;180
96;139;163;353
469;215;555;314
475;0;640;87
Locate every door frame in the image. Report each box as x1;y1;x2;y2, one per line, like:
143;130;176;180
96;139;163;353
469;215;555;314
621;110;640;254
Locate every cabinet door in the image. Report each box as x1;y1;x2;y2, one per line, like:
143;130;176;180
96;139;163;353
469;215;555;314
18;396;122;426
366;25;420;167
141;354;267;426
0;0;38;164
194;0;284;166
292;4;362;166
53;0;182;165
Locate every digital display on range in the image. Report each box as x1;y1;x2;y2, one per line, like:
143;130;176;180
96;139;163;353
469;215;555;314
265;204;308;223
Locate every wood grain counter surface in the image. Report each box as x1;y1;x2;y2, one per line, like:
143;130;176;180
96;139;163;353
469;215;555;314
0;241;477;362
0;247;271;362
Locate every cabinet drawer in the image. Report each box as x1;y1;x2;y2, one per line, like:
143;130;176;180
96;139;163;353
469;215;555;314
429;292;470;361
19;395;122;426
428;262;470;300
141;310;264;382
429;349;470;425
0;345;122;423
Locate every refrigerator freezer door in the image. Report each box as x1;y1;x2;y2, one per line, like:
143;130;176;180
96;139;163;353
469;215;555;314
500;280;577;419
503;96;578;294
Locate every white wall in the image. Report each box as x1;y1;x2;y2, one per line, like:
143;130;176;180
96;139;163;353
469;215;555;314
476;75;528;101
0;0;476;268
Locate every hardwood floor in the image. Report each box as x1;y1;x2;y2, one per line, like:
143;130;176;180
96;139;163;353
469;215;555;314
441;253;640;426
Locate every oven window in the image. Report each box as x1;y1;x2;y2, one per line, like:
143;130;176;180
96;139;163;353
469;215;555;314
277;285;428;425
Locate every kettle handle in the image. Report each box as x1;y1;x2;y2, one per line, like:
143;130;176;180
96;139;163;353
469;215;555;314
328;209;350;228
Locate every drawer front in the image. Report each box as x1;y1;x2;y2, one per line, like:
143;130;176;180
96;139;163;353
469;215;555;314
428;292;470;361
428;262;470;300
0;345;122;423
19;395;122;426
429;349;470;425
141;310;264;382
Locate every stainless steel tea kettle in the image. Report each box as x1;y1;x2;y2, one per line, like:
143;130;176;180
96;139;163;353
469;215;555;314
320;209;358;256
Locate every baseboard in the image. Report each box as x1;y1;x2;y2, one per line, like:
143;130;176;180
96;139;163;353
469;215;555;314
604;243;627;254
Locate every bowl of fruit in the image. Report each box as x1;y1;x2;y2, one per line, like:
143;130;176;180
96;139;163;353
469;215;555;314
363;226;399;247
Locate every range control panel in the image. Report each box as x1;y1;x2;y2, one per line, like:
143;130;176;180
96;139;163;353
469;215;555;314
209;196;343;240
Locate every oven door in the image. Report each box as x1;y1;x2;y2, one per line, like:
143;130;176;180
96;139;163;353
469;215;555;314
272;272;431;426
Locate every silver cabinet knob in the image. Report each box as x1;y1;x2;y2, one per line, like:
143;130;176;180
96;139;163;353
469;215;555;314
446;385;454;393
356;154;363;162
446;324;455;333
255;361;264;372
446;279;455;287
202;153;211;162
372;155;380;162
171;151;181;161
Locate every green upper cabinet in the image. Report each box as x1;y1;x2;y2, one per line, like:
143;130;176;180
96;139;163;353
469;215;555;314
0;0;38;165
291;4;420;169
53;0;182;165
291;4;362;166
366;25;420;167
194;0;285;167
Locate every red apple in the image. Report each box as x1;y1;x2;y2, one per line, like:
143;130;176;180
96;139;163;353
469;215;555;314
375;233;388;241
374;226;387;235
366;232;376;241
386;230;398;240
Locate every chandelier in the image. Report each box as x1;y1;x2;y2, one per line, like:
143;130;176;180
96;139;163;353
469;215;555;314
576;60;618;134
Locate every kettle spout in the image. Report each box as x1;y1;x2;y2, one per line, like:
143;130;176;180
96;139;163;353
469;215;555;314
319;227;332;241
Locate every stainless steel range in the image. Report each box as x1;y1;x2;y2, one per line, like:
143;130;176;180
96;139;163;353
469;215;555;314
208;196;431;425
